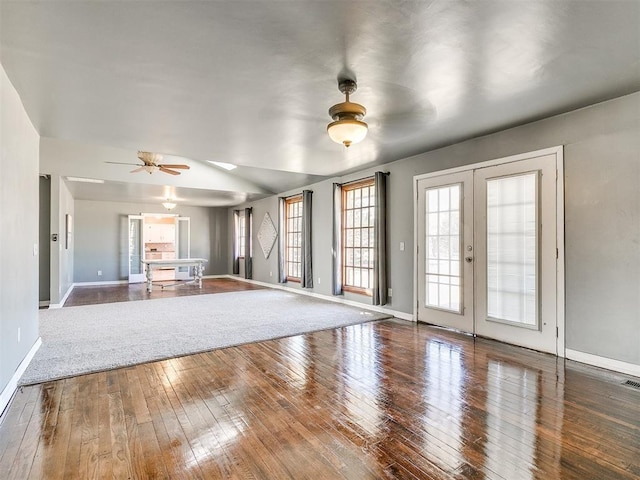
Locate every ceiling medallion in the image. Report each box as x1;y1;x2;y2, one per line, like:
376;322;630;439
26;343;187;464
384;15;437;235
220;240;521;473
327;79;368;148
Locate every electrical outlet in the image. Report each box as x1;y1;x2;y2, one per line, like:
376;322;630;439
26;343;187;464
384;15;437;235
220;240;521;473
18;328;21;343
269;271;272;277
33;243;38;256
317;277;321;284
97;270;102;276
388;288;393;297
399;242;405;251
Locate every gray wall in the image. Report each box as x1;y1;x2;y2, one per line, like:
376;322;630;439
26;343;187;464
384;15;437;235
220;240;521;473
230;92;640;367
74;200;229;282
0;64;40;398
39;177;51;302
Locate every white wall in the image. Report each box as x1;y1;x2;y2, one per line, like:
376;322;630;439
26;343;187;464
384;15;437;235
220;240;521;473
49;175;74;304
0;64;39;401
231;92;640;368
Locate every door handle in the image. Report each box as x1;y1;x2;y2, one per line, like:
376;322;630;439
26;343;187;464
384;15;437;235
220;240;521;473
465;256;473;263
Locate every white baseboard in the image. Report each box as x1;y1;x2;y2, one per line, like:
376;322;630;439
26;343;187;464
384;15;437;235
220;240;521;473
0;337;42;420
48;284;75;309
229;275;414;321
203;275;229;279
566;348;640;378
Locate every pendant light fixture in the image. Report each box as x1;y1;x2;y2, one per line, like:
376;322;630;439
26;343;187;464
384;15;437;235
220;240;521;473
327;79;368;147
162;199;176;211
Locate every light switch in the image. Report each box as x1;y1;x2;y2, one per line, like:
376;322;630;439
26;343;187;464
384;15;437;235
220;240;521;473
399;242;405;251
33;243;38;256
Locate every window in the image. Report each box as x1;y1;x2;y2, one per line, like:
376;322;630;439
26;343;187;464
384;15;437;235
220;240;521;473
237;211;246;258
285;195;303;281
342;179;375;293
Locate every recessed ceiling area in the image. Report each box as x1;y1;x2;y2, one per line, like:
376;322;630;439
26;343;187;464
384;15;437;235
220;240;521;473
63;178;257;208
2;0;639;206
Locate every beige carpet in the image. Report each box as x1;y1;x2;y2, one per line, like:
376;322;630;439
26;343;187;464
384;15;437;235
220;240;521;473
20;289;392;385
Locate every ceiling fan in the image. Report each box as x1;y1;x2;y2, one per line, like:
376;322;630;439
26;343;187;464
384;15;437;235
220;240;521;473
106;151;190;176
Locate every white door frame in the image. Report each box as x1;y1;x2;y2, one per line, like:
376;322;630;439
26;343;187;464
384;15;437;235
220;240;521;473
413;146;565;357
132;213;191;281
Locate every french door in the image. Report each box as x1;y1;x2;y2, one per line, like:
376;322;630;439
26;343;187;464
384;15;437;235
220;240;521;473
416;170;474;332
416;151;560;354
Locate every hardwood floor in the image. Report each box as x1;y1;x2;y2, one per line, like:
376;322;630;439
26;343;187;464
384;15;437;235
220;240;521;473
64;277;264;307
1;319;638;479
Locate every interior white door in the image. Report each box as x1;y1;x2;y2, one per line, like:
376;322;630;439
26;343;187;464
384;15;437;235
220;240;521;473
175;217;191;280
416;153;559;354
417;171;474;332
474;154;557;354
128;215;145;283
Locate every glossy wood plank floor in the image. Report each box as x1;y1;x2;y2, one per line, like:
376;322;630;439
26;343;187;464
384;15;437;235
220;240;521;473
64;277;264;307
1;320;638;479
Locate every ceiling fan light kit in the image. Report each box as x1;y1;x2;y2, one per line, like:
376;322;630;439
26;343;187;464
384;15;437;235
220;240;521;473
327;79;368;148
138;151;163;164
162;201;177;211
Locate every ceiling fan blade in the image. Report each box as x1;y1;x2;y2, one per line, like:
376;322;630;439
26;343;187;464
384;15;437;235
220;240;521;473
130;167;146;173
158;164;190;169
159;167;181;176
106;161;141;166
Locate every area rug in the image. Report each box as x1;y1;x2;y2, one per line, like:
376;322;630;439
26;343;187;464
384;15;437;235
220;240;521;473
19;289;392;385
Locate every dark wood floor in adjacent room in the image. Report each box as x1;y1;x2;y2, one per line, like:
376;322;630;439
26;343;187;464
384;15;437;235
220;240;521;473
63;277;265;307
1;315;638;479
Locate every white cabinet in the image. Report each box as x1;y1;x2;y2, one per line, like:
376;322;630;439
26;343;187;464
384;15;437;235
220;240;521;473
146;224;175;243
145;225;156;242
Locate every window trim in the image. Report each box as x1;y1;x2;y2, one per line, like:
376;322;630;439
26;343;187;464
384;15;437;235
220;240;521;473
285;195;303;282
341;178;375;296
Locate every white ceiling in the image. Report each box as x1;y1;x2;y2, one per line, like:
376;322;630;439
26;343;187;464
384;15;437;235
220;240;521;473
1;0;639;206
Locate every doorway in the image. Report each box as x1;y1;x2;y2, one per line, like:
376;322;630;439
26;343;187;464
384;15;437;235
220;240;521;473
127;214;191;284
39;175;51;306
144;215;177;281
414;147;564;355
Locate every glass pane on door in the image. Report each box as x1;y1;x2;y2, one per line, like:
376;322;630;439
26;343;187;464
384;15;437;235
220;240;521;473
425;184;462;313
129;218;142;274
486;173;538;326
176;217;191;279
128;216;144;283
178;221;188;273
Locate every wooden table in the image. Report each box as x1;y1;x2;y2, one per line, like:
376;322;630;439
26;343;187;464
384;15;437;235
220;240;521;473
142;258;208;293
